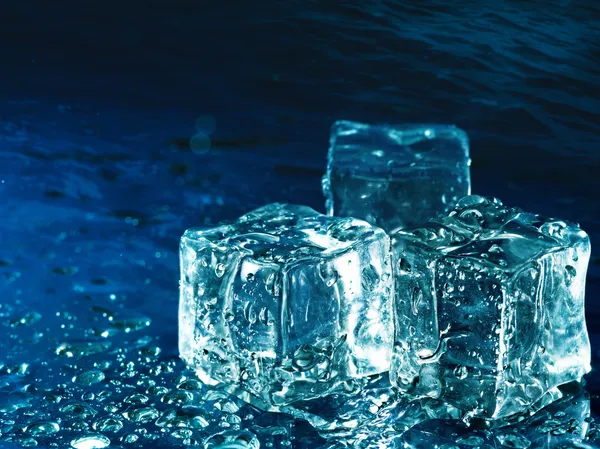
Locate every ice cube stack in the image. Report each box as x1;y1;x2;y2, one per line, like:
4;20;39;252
179;120;591;422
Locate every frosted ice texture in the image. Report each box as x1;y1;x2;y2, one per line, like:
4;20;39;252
390;195;591;420
179;203;394;410
323;120;471;232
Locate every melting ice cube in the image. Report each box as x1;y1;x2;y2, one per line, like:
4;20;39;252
179;203;394;410
390;195;591;420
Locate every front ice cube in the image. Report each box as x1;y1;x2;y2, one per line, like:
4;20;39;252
390;195;591;420
323;120;471;232
179;203;393;410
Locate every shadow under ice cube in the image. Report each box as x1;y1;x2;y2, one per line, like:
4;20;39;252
390;195;591;420
323;120;471;232
179;204;393;410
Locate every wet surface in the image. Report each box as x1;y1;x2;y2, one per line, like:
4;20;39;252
1;1;599;447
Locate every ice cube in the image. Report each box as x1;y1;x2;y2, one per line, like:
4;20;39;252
390;195;591;420
323;120;471;232
179;203;394;410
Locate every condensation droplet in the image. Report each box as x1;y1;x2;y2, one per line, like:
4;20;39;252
124;393;149;404
56;341;112;358
122;433;139;444
19;438;38;447
60;402;98;418
8;311;42;328
244;303;257;325
215;263;226;278
25;420;60;436
397;258;411;274
453;365;468;380
122;406;159;423
161;390;193;405
565;265;577;286
70;433;110;449
73;370;105;386
93;417;123;433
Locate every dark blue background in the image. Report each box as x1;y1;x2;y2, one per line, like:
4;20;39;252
0;1;599;447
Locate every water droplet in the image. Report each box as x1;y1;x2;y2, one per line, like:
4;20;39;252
223;308;235;322
147;385;169;396
456;195;493;208
489;244;503;253
204;431;259;449
215;400;240;414
8;311;41;327
122;406;159;423
292;345;327;374
177;379;202;391
215;263;226;278
453;365;468;380
264;272;281;296
60;402;98;418
397;258;411;274
540;221;566;238
155;408;210;428
565;265;577;286
459;208;485;227
72;421;89;431
318;263;339;288
124;393;149;404
70;433;110;449
361;264;379;292
56;341;111;358
19;438;38;447
161;390;193;405
139;345;161;357
254;307;274;327
411;286;424;314
44;394;62;404
25;420;60;436
73;370;105;386
110;315;151;333
243;303;257;324
121;434;138;444
172;428;193;439
412;228;438;241
93;417;123;433
456;435;484;446
416;348;435;359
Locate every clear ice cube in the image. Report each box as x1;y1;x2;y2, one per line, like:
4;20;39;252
179;203;394;410
390;195;591;420
323;120;471;232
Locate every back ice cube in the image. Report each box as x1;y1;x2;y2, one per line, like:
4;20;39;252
390;195;591;420
323;120;471;232
179;204;393;410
